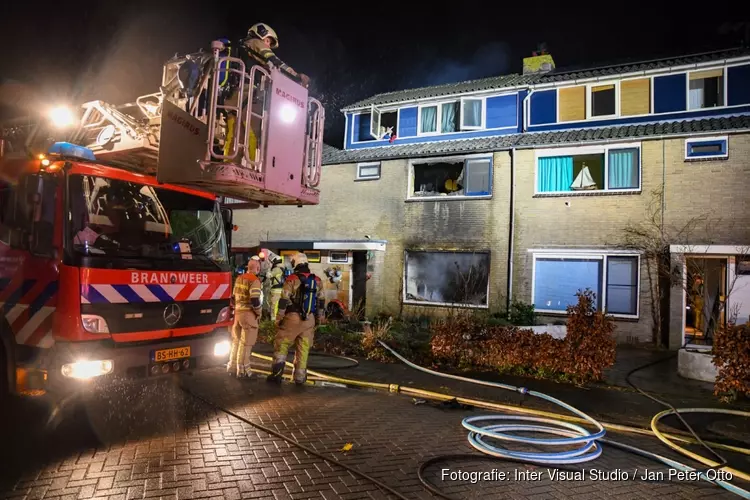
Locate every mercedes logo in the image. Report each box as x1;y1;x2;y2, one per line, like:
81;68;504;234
163;303;182;327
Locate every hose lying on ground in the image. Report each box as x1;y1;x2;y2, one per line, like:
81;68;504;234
373;340;750;499
249;349;750;498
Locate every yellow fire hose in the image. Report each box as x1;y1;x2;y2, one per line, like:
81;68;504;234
251;349;750;497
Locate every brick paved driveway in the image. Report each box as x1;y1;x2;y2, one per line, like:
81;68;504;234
0;367;742;499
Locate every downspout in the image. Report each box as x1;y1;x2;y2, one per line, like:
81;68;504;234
522;90;535;132
506;147;516;316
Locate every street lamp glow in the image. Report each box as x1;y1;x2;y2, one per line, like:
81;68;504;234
49;106;76;128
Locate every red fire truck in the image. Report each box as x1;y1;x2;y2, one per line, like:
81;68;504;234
0;40;325;403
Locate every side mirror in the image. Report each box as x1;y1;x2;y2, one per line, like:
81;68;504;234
221;208;233;226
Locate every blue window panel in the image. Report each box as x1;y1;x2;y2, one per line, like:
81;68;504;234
463;157;493;196
485;95;517;129
685;138;727;159
534;258;602;312
606;256;638;316
398;107;418;137
653;74;687;113
529;90;557;125
355;113;372;142
728;64;750;106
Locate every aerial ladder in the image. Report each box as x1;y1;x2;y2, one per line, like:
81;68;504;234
1;38;325;207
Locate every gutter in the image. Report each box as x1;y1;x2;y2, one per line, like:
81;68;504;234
506;147;516;316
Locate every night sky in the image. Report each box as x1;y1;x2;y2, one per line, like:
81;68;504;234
1;2;748;148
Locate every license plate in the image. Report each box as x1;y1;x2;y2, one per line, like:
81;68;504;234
154;346;191;362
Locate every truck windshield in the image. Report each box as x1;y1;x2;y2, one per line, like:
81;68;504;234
67;174;229;269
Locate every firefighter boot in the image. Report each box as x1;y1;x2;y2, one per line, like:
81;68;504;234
266;360;286;384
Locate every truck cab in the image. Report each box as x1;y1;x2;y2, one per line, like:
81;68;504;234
0;40;325;401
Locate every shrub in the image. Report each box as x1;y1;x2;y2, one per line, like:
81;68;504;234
712;322;750;402
429;289;617;385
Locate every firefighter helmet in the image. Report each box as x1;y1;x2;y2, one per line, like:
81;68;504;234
290;252;308;268
247;23;278;49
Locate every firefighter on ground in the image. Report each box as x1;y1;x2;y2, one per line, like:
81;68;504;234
268;257;285;321
267;252;325;385
227;257;263;379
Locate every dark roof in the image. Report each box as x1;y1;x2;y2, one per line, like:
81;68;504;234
341;47;750;111
322;114;750;165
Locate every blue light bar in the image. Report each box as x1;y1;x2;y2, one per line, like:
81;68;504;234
47;142;96;161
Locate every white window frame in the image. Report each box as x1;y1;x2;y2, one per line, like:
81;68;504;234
328;251;350;264
460;96;485;130
533;142;642;196
684;135;728;161
368;104;381;140
686;68;726;111
350;108;400;144
356;162;381;180
402;249;491;309
529;250;641;319
407;153;493;201
417;103;441;136
586;81;620;120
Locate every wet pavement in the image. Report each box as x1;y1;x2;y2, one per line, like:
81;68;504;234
0;353;748;500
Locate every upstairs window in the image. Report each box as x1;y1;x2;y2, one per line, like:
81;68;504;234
589;83;617;117
353;108;398;142
460;98;484;129
418;99;484;135
536;144;640;194
684;136;728;160
688;69;724;110
410;156;492;199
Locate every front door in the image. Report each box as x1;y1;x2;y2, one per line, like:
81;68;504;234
351;251;367;321
684;257;727;346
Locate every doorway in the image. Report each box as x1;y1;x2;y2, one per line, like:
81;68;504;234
684;257;727;346
351;251;367;320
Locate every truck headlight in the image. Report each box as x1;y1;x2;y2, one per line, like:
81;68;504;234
214;340;231;357
61;360;114;380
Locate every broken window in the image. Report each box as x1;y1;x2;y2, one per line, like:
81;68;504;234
404;250;490;307
411;156;492;198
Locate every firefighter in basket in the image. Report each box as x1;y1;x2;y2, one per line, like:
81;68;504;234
266;252;325;385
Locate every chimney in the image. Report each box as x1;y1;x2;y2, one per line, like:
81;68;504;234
523;43;555;75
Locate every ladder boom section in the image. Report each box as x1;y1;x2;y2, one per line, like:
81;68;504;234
0;40;325;206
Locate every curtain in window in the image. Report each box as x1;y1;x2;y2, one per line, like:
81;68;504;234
441;103;456;133
463;100;481;127
537;156;573;192
420;107;437;133
608;149;638;189
689;80;704;109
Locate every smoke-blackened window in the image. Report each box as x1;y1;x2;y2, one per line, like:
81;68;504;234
404;250;490;307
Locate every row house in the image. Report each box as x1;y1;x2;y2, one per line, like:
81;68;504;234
231;47;750;361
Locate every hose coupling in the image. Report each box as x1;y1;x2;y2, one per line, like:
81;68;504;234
388;384;400;393
518;387;529;395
